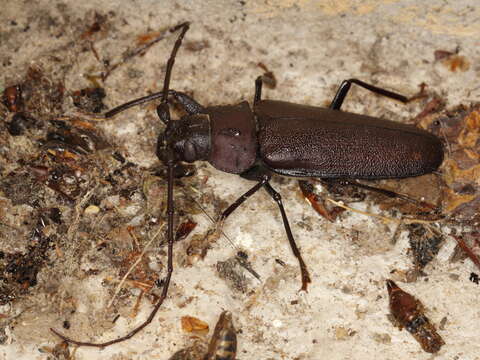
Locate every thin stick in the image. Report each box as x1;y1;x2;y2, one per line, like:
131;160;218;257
452;234;480;271
68;185;98;240
326;198;442;225
184;186;238;250
103;25;179;80
107;224;165;308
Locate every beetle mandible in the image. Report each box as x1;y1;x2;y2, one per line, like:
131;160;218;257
51;22;444;348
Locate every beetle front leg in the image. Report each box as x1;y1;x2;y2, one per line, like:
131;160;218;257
263;182;311;291
329;78;409;110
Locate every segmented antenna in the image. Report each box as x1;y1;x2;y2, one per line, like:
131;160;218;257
50;22;191;348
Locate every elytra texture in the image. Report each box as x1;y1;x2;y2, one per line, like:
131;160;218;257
255;100;443;179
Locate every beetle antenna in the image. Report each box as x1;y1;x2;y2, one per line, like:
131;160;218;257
160;22;190;124
50;22;191;348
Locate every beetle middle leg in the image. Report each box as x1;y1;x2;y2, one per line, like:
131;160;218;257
218;168;311;291
255;76;409;110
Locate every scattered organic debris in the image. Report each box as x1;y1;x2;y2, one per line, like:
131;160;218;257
0;216;53;305
80;12;108;40
171;311;237;360
386;280;445;353
100;24;181;80
298;180;346;222
419;104;480;271
181;315;209;335
469;272;479;284
175;219;197;242
407;224;444;271
71;87;106;114
450;233;480;271
205;311;237;360
2;85;22;112
0;26;202;349
235;250;261;281
434;48;458;61
168;340;208;360
217;255;249;294
421;104;480;223
39;340;74;360
434;49;470;72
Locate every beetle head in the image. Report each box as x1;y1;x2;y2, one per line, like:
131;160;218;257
156;114;210;164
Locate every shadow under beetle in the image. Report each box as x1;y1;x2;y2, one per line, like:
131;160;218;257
51;22;444;348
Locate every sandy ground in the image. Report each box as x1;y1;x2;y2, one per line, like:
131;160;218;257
1;1;480;359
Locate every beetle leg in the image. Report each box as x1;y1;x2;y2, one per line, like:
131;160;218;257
254;76;263;105
263;182;311;292
329;78;409;110
218;173;312;291
218;175;270;223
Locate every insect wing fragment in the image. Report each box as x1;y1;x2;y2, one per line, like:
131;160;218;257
204;311;237;360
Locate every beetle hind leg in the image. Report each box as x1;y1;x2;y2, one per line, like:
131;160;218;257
218;166;312;291
329;78;409;110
